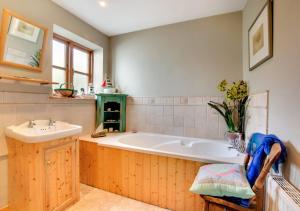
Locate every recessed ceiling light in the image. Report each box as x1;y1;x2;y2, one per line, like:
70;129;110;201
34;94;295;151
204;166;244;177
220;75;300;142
98;1;107;8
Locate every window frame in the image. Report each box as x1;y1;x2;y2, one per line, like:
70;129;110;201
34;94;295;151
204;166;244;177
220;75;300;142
52;33;94;89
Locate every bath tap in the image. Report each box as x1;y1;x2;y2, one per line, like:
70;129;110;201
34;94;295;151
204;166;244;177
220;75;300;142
49;118;56;126
28;120;36;128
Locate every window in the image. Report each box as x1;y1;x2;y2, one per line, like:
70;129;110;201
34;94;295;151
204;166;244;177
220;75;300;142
52;34;93;92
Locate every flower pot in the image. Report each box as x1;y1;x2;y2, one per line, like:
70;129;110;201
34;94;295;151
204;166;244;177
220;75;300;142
225;132;246;153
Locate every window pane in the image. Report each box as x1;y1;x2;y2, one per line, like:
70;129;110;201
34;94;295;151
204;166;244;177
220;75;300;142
73;73;88;92
52;40;66;67
52;68;66;89
73;48;89;73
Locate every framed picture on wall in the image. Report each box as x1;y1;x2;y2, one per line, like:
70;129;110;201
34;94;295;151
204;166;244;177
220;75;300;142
248;0;273;71
8;16;40;43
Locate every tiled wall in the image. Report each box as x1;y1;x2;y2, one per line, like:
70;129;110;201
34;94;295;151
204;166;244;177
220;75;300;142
126;96;227;139
126;92;269;141
245;91;269;141
0;91;96;208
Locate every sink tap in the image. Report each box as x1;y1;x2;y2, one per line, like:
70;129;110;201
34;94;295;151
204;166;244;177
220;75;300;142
228;146;236;150
28;120;36;128
49;118;56;127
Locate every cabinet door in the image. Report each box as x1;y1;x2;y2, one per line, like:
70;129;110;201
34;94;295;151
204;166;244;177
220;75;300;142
45;141;77;211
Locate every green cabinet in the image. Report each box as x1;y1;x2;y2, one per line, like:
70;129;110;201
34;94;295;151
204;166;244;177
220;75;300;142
96;93;127;132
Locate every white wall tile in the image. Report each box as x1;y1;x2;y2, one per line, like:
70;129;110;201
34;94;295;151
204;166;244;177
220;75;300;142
218;117;227;139
245;92;269;142
174;106;184;117
163;97;174;105
0;105;17;156
210;96;222;103
149;97;155;105
127;97;134;105
142;97;151;105
154;97;164;105
202;96;211;105
163;116;173;127
180;96;188;105
126;96;227;140
184;127;198;137
163;105;173;116
3;92;49;104
174;97;181;105
249;92;268;108
188;97;202;105
173;116;184;127
127;97;143;105
184;108;195;128
171;127;184;136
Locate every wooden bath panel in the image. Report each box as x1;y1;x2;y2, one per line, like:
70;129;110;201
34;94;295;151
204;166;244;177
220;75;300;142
80;140;206;211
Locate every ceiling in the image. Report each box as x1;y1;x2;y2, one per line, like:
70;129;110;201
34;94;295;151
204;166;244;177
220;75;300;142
52;0;247;36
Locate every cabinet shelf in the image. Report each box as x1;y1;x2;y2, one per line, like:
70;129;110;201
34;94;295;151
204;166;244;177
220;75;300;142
104;121;120;124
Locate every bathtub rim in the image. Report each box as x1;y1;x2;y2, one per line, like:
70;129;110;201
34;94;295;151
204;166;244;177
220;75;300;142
79;132;245;164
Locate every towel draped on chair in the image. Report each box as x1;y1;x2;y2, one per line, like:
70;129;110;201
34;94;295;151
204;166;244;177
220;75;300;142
224;133;287;208
246;133;287;187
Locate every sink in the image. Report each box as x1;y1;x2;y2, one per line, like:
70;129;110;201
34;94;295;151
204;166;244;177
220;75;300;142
5;120;82;143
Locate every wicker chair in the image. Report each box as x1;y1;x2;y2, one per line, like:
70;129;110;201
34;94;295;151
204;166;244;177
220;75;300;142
200;143;282;211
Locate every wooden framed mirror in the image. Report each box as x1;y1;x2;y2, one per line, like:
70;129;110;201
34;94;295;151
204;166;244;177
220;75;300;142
0;9;48;72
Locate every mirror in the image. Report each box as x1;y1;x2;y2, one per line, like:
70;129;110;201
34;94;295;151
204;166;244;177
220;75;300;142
0;9;48;72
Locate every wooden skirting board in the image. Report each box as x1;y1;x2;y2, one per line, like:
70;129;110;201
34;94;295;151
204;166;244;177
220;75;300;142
80;140;206;211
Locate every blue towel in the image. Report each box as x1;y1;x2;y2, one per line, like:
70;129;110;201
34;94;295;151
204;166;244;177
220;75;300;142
224;133;287;208
246;133;287;187
245;133;266;156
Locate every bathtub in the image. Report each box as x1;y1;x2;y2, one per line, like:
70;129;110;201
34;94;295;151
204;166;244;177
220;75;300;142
80;132;245;210
80;132;244;164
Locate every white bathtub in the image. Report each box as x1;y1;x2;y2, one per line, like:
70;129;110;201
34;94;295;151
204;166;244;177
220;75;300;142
80;132;245;164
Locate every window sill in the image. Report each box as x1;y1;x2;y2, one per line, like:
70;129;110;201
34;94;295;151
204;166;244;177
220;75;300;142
49;95;96;102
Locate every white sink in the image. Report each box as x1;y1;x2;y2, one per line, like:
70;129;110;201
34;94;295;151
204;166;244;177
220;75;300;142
5;120;82;143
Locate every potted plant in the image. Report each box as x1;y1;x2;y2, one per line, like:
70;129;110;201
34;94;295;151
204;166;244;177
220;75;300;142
208;80;249;151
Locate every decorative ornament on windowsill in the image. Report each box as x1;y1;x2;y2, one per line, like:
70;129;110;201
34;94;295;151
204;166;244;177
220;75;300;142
54;83;76;98
101;76;116;94
208;80;249;153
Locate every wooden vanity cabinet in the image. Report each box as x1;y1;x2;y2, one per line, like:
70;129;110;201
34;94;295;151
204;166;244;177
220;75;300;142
7;136;79;211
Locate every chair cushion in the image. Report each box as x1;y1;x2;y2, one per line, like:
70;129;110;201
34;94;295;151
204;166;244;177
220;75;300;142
190;164;255;199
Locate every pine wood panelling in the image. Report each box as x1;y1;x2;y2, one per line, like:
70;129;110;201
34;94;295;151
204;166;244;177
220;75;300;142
96;146;104;189
167;157;177;210
128;151;136;198
80;140;206;211
158;156;167;208
185;161;197;211
194;162;205;211
175;159;186;210
135;153;144;201
121;150;130;197
150;154;159;205
143;153;151;203
7;136;79;211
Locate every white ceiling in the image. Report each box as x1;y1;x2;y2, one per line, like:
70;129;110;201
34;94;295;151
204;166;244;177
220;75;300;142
52;0;247;36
